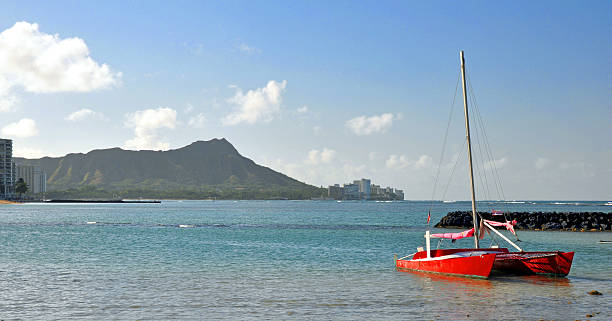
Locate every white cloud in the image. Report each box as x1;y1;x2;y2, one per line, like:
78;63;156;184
306;148;336;165
0;21;121;108
188;113;206;128
237;43;261;54
368;152;379;161
414;155;433;169
0;77;18;112
124;107;177;150
535;157;551;170
185;103;194;113
346;113;396;135
342;163;367;178
258;154;367;188
557;161;595;177
386;155;410;169
12;146;45;158
65;108;107;122
297;105;308;114
484;157;508;170
313;126;322;135
1;118;38;138
386;154;432;170
222;80;287;125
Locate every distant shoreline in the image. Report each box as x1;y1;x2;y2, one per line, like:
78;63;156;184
43;199;161;204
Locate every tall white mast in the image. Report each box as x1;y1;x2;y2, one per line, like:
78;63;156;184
460;50;480;249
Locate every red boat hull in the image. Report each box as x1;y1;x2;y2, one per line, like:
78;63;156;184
492;251;574;276
396;248;506;278
396;249;574;278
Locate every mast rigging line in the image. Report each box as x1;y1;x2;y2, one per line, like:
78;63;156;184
427;51;520;246
467;74;515;228
466;69;520;241
427;69;462;223
440;140;467;202
468;75;505;203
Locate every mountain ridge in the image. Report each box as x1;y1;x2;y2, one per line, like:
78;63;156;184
14;138;318;198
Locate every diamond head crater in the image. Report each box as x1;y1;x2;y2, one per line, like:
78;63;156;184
15;138;324;200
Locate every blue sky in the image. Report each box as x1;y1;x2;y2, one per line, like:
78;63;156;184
0;1;610;200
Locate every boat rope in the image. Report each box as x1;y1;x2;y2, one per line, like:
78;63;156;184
468;76;509;206
466;72;521;242
427;70;461;224
467;74;495;211
440;140;467;202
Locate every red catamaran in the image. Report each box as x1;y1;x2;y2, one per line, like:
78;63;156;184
395;51;574;279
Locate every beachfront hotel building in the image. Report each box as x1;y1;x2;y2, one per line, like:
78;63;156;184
16;165;47;194
328;178;403;200
0;138;14;199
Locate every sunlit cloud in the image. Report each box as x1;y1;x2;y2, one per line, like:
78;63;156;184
223;80;287;125
386;154;432;170
188;113;206;128
346;113;396;135
65;108;108;122
124;107;177;150
306;148;336;165
1;118;38;138
0;21;121;109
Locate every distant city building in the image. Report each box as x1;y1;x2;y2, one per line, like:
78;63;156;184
0;138;14;199
356;178;371;199
394;189;404;200
328;184;343;199
327;178;403;200
371;184;382;196
16;165;47;194
343;183;360;200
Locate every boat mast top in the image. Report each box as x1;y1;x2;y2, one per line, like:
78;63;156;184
460;50;480;249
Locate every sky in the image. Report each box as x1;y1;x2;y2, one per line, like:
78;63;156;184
0;0;610;200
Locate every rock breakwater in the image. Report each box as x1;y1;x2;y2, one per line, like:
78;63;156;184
435;211;611;231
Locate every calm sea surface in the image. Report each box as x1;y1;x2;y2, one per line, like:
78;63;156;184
0;200;610;320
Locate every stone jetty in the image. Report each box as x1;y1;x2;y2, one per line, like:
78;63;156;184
435;211;611;232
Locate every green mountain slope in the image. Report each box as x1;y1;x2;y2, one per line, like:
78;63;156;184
15;138;320;198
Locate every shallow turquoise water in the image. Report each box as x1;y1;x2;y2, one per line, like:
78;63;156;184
0;200;610;319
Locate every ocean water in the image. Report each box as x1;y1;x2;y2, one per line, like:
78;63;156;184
0;200;610;320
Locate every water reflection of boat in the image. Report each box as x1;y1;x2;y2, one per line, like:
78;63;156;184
395;51;574;279
407;270;493;289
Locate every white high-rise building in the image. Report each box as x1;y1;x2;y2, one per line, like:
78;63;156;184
354;178;371;199
0;138;13;198
16;165;47;194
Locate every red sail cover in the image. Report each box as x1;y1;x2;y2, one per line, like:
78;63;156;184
431;228;474;240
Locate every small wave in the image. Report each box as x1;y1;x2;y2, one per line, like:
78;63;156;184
86;221;97;224
178;224;195;228
551;202;584;206
443;200;456;203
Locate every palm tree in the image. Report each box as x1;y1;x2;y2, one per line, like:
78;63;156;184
15;178;28;200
